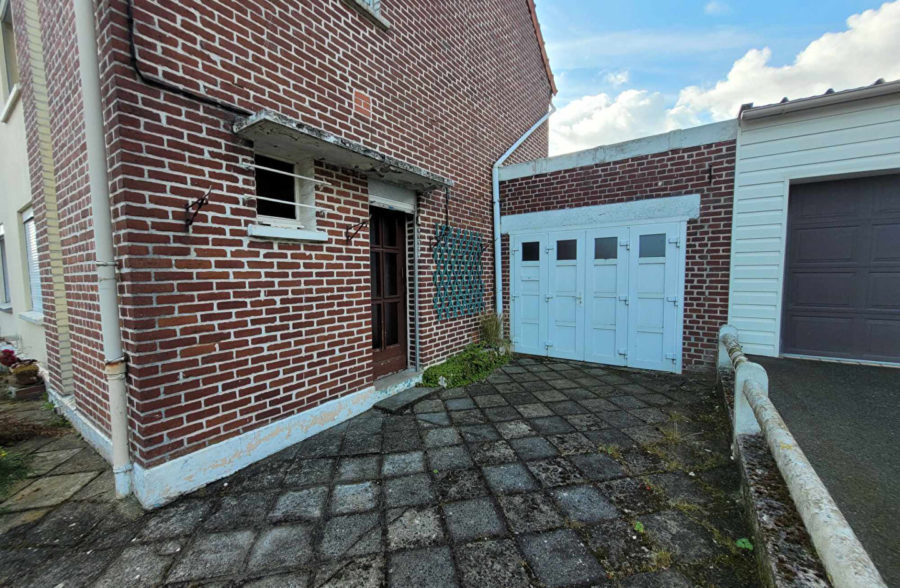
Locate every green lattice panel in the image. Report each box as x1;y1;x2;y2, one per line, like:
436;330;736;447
432;223;485;320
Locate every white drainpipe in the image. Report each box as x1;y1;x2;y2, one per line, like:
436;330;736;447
492;103;555;330
74;0;131;497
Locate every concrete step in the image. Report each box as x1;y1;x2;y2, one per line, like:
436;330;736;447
374;386;438;414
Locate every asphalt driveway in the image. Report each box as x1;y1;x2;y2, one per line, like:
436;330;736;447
754;356;900;586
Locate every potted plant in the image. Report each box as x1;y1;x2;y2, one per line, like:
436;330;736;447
1;349;42;387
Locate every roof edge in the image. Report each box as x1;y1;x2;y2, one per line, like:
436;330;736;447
742;78;900;122
499;119;737;181
526;0;557;96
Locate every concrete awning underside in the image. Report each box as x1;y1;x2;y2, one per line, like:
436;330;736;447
234;111;453;191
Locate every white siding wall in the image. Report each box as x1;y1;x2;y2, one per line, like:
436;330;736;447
729;93;900;356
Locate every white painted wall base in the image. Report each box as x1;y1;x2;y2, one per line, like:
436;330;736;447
131;384;380;508
47;387;113;463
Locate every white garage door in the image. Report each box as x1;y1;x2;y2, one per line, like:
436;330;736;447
510;222;685;373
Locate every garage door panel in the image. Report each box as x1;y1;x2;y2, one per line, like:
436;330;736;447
548;232;584;360
867;320;900;357
791;226;860;264
867;273;900;309
784;315;854;354
789;271;858;307
633;331;664;364
584;227;627;366
783;174;900;362
871;223;900;262
511;235;547;357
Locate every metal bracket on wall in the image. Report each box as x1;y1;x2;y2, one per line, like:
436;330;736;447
184;188;212;229
345;215;371;243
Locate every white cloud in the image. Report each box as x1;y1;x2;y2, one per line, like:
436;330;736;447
704;1;730;15
550;1;900;155
549;90;671;155
546;28;757;70
605;70;630;87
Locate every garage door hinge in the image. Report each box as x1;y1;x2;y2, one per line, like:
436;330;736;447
618;348;628;357
620;239;630;250
668;236;681;248
618;295;629;305
545;295;554;301
544;342;553;350
667;296;679;306
665;353;677;361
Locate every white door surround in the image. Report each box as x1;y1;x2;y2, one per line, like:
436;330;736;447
504;195;697;373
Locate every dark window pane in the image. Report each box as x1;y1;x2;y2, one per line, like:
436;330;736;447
557;239;577;260
369;215;380;245
522;241;539;261
384;252;398;296
255;154;296;220
594;237;617;260
370;252;381;297
384;302;399;345
371;304;382;349
383;217;397;247
639;233;666;258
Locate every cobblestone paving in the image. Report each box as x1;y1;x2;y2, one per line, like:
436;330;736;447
0;357;760;587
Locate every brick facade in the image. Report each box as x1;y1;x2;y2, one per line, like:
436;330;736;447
17;0;553;469
499;139;736;370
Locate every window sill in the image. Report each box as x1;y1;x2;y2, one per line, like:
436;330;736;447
248;223;329;242
341;0;390;29
18;310;44;326
1;83;21;124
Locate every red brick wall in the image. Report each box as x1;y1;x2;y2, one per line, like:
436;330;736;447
26;0;552;467
499;140;736;370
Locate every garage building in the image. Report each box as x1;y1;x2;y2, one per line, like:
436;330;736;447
498;121;737;372
731;81;900;365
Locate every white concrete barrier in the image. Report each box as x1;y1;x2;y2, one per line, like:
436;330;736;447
718;324;887;588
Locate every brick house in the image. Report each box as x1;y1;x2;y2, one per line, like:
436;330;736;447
8;0;555;506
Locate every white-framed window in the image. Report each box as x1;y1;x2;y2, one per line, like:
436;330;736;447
342;0;389;28
21;207;42;314
0;224;10;308
254;153;317;231
1;0;18;101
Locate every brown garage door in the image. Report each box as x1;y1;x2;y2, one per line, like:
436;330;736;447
782;174;900;363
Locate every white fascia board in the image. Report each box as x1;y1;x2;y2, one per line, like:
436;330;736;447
499;120;737;181
131;383;382;509
501;193;701;235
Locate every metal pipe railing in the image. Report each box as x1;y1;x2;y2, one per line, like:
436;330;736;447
718;324;886;588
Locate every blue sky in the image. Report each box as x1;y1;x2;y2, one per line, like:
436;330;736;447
536;1;900;153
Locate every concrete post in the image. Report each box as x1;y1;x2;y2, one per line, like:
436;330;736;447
718;324;738;370
734;361;766;437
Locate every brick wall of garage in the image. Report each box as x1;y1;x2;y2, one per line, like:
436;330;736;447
20;0;553;467
499;139;736;370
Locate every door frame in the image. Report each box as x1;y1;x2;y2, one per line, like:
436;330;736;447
370;206;409;379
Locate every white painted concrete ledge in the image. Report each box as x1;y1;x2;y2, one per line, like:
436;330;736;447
132;384;383;508
501;193;701;235
48;387;114;463
499;120;737;181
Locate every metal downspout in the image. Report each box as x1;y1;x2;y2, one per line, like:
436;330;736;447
73;0;131;497
492;103;555;332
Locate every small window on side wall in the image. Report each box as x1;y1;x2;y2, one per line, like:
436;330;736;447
254;154;317;230
22;208;42;314
1;1;19;100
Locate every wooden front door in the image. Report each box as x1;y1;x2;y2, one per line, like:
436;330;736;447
370;207;408;377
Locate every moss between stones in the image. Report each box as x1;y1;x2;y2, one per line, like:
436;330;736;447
422;344;510;388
